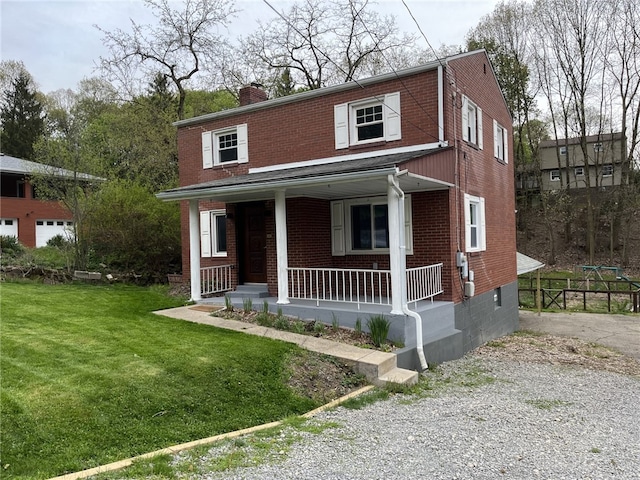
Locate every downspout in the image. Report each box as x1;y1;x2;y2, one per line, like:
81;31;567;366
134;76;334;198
388;174;429;371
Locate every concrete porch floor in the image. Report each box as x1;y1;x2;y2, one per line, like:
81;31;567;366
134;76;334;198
154;305;419;386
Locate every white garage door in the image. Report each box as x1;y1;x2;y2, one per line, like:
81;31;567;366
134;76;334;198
0;218;18;238
36;220;73;247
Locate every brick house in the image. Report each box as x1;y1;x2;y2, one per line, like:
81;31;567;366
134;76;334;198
0;154;99;247
158;50;518;369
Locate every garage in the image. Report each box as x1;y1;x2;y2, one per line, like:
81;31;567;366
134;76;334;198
35;220;73;247
0;218;18;238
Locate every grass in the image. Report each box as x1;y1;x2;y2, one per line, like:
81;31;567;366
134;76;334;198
0;281;322;479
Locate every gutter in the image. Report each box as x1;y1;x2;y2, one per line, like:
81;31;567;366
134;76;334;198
388;174;429;371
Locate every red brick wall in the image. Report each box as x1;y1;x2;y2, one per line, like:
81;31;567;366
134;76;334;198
443;52;517;298
0;180;72;248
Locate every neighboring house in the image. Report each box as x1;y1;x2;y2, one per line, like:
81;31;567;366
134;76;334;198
158;50;518;369
0;153;98;247
537;132;626;191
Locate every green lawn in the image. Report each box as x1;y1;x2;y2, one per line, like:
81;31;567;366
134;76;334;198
0;282;318;479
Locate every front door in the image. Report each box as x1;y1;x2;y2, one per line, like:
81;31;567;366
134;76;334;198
239;203;267;283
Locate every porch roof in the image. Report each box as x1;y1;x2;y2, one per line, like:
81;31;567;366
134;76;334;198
158;148;453;203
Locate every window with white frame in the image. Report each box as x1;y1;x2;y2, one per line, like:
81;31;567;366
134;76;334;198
202;124;248;168
602;164;613;177
575;166;584;177
464;194;486;252
559;146;567;156
334;92;401;149
200;210;227;257
593;142;604;152
493;120;508;163
330;196;412;255
462;95;483;149
550;169;560;181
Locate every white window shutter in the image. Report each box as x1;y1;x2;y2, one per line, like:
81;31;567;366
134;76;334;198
202;131;213;169
461;96;469;142
384;92;401;142
236;124;248;163
200;211;212;257
331;200;346;256
493;119;499;158
477;107;483;150
404;194;413;255
503;128;509;164
334;103;349;149
464;194;472;251
479;197;487;251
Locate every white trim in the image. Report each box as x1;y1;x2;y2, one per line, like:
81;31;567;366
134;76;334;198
202;131;213;169
383;92;401;142
202;123;249;167
330;200;346;256
275;190;290;304
249;142;445;174
464;193;486;252
334;103;349;149
189;200;202;301
437;65;445;143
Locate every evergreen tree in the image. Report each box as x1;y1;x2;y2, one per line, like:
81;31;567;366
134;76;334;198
0;72;44;159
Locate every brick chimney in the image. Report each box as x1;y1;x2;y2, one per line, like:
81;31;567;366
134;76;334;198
239;82;268;106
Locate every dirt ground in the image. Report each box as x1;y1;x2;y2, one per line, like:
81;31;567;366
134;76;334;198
214;307;640;402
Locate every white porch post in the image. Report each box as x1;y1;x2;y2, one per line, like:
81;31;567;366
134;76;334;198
387;180;403;314
275;189;290;304
188;199;202;302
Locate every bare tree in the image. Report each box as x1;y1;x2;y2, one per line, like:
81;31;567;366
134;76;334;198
238;0;415;93
96;0;236;120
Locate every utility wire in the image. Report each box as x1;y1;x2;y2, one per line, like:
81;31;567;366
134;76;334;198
260;0;440;142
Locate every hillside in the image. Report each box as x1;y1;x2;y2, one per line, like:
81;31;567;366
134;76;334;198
516;207;640;279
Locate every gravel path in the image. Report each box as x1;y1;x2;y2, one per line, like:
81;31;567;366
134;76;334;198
187;357;640;480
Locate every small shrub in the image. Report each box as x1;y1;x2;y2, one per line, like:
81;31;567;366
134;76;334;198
262;300;269;314
275;315;290;330
256;312;274;327
291;321;306;334
224;295;234;312
243;297;253;313
46;234;71;248
331;313;340;332
354;317;362;336
367;315;391;347
0;235;23;256
313;320;325;334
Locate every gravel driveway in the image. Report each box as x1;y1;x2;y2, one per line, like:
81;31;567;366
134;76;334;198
178;355;640;480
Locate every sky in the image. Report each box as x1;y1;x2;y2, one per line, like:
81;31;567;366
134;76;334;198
1;0;501;94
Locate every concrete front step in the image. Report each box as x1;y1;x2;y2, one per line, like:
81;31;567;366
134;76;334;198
227;285;269;300
377;367;419;387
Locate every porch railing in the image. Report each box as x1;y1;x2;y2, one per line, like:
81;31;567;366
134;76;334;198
287;263;443;308
201;265;233;296
406;263;444;305
288;267;392;308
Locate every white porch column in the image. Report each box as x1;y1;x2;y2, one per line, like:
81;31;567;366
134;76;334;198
275;189;290;304
188;199;202;302
387;180;403;314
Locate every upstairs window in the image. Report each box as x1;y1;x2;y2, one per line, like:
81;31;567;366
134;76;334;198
334;92;401;149
602;164;613;177
575;166;584;177
550;170;560;181
462;95;483;149
493;120;508;163
559;146;567;156
202;124;248;168
217;131;238;163
593;142;604;152
355;103;384;142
